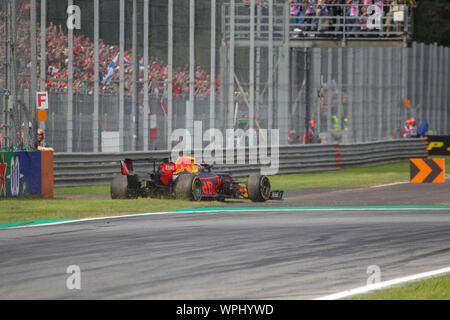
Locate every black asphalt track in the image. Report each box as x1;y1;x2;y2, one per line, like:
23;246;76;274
0;181;449;299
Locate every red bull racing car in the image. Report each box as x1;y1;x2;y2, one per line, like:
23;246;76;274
110;156;283;202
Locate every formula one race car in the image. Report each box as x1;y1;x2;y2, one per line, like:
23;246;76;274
110;156;283;202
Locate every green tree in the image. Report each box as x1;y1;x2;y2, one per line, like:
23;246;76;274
413;0;450;47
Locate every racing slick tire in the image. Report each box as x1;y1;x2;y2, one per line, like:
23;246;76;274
110;175;129;199
247;173;271;202
175;173;203;201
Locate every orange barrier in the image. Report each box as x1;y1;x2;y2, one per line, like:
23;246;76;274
41;150;54;198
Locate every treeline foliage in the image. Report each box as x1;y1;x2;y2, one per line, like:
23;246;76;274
413;0;450;47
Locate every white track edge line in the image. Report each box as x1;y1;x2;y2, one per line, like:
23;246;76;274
369;182;409;189
4;206;450;229
314;266;450;300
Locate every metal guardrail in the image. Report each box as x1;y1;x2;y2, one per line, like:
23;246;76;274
53;139;428;187
222;3;413;43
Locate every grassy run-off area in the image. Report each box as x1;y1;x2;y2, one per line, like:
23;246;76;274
351;274;450;300
0;156;449;225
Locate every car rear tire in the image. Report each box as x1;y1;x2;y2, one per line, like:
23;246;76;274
175;174;203;201
247;173;271;202
111;175;129;199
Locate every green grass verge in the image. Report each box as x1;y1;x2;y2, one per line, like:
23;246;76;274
54;185;110;195
1;156;449;225
0;197;224;225
351;274;450;300
269;156;449;190
270;162;410;190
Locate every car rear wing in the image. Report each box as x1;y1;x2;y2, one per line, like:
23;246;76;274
120;158;134;176
120;157;176;176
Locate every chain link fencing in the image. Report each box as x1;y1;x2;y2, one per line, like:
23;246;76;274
0;1;448;153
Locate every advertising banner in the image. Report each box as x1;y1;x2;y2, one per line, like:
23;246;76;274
427;136;450;155
0;151;43;198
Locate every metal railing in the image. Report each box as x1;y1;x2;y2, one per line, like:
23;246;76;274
222;3;413;43
53;138;428;187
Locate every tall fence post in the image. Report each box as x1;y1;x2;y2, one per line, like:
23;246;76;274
93;0;99;152
444;47;449;135
249;0;255;133
67;0;73;152
210;0;216;133
39;0;46;137
119;0;125;152
143;0;150;151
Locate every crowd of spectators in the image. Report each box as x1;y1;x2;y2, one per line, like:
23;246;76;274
288;0;417;36
0;14;219;97
1;1;418;98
